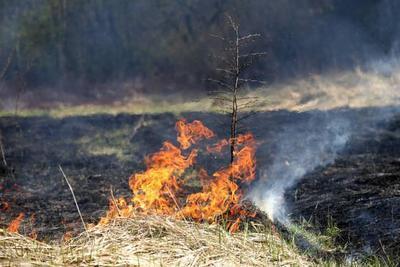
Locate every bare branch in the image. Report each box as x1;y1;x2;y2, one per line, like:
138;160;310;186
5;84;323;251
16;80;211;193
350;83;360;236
215;68;235;75
59;165;89;237
130;115;145;140
209;33;226;42
210;96;232;102
237;96;260;100
109;186;121;217
238;99;260;106
226;14;239;33
239;52;267;58
238;78;267;84
239;34;261;42
0;134;6;167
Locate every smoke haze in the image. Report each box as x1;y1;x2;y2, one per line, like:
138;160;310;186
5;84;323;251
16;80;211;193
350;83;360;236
248;56;400;223
1;0;400;225
1;0;400;100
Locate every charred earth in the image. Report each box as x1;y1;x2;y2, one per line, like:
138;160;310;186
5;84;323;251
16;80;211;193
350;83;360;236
0;107;399;257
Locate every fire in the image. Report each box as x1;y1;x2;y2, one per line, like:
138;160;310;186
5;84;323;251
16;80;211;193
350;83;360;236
100;119;257;232
7;212;24;233
207;139;229;153
129;141;197;214
180;133;256;231
176;119;214;149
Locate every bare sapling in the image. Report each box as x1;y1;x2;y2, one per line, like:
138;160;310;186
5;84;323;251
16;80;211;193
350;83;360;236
209;15;266;163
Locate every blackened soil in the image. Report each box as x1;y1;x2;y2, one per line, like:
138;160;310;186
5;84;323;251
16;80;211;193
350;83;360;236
286;114;400;254
0;107;399;255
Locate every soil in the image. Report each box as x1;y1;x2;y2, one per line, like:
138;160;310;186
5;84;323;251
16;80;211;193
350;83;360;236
0;107;399;254
286;111;400;254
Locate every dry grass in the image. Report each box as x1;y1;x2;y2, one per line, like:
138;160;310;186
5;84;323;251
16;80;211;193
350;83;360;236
2;64;400;119
0;97;216;118
0;216;312;266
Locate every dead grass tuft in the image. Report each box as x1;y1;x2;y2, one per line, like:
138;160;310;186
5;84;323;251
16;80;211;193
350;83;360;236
0;216;312;266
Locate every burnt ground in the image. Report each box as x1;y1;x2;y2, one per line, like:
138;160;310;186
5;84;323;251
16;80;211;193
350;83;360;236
286;111;400;254
0;107;399;255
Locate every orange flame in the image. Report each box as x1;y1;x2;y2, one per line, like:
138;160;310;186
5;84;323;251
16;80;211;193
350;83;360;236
129;141;197;214
207;139;229;153
100;119;257;232
180;133;256;231
176;119;214;149
7;212;24;233
99;196;134;225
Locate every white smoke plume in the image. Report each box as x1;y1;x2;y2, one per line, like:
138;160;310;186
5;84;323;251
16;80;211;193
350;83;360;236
248;58;400;224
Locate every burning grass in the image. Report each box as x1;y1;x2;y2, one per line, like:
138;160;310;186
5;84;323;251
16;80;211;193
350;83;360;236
99;119;258;233
0;118;313;265
0;216;311;266
1;112;399;265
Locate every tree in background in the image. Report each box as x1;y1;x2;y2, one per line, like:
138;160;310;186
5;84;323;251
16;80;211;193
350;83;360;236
0;0;388;93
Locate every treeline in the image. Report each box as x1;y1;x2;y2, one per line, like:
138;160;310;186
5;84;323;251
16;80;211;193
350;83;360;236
0;0;396;92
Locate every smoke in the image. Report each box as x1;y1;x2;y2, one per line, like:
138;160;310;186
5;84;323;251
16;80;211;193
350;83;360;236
2;1;400;95
249;113;351;224
248;56;400;224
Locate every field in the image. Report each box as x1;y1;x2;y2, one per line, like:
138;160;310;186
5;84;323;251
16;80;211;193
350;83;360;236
0;104;399;265
2;1;400;265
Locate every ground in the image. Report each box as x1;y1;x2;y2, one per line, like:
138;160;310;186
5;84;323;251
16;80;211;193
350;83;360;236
0;107;399;264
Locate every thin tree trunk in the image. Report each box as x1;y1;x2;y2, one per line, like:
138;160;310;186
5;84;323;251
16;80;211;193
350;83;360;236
210;15;264;164
230;22;240;164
